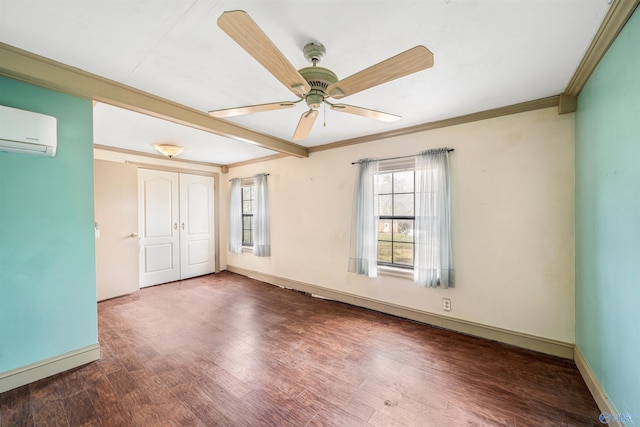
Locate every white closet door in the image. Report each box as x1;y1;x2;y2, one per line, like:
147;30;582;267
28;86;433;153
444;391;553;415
139;169;180;287
179;174;215;279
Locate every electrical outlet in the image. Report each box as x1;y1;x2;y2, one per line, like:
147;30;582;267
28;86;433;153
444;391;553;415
442;298;451;312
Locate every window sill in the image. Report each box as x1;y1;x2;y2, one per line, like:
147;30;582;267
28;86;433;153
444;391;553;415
242;246;253;254
378;266;413;280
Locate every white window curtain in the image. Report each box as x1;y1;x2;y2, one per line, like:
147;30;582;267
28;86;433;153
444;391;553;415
228;178;243;254
253;173;271;257
414;148;453;288
348;159;379;277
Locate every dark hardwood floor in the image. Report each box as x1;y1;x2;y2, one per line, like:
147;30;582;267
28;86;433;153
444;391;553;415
1;271;601;426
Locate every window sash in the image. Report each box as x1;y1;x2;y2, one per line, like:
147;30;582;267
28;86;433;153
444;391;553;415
378;217;415;268
375;169;416;269
241;184;254;247
242;214;253;246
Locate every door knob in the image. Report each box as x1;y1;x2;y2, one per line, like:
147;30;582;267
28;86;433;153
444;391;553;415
130;233;138;238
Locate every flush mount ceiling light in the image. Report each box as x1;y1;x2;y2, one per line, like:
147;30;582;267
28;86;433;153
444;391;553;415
153;143;184;158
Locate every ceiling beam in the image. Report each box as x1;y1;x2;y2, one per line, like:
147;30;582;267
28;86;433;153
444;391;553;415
227;153;290;169
564;0;640;97
93;144;225;168
0;42;308;158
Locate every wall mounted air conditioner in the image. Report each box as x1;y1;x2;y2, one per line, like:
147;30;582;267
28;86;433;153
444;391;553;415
0;105;57;157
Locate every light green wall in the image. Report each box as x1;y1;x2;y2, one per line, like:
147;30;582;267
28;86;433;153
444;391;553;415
575;8;640;417
0;76;97;372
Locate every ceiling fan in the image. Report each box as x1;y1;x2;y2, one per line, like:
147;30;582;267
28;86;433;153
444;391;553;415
208;10;434;141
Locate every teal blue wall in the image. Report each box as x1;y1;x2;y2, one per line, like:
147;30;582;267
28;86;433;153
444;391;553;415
0;76;97;372
575;8;640;417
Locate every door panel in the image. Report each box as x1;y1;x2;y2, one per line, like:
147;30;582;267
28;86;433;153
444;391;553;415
187;239;210;264
139;169;180;287
144;243;175;272
144;178;174;237
180;174;215;279
94;160;139;301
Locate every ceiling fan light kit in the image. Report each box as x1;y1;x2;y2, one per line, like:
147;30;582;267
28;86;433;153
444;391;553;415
210;10;434;141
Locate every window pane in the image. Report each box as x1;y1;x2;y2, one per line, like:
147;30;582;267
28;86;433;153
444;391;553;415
393;242;414;266
242;200;252;214
394;171;414;193
377;241;392;263
393;219;414;243
378;194;392;216
243;215;252;229
394;193;414;216
243;230;252;245
376;173;392;194
378;220;392;241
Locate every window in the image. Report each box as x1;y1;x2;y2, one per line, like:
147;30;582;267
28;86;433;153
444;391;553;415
241;184;254;246
349;149;452;286
229;174;270;256
375;170;415;268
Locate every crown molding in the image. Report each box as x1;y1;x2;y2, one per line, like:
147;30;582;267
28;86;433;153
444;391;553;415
558;93;578;114
0;42;308;158
564;0;640;97
308;96;559;153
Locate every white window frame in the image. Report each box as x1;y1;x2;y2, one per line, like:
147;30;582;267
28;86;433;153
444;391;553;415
375;157;417;278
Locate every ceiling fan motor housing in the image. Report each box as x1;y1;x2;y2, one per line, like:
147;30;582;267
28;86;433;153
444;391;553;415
303;42;326;64
298;66;338;109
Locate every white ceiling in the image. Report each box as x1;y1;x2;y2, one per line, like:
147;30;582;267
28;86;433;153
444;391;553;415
0;0;611;165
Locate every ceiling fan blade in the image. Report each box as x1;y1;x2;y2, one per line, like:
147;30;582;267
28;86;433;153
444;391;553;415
327;46;433;99
218;10;310;97
329;104;401;122
208;101;297;118
292;110;318;141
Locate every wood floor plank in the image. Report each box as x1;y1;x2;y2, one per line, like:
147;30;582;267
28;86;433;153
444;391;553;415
28;377;61;407
105;368;138;397
0;385;34;427
83;374;130;427
242;389;317;427
0;272;602;426
62;390;100;426
295;387;374;424
295;370;375;422
160;378;238;426
31;400;67;427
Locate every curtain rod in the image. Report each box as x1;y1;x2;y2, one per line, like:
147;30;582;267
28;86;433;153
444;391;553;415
229;173;270;182
351;149;454;165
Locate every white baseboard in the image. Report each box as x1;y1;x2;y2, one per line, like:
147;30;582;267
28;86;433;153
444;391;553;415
225;266;574;359
0;343;100;393
574;346;626;426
